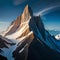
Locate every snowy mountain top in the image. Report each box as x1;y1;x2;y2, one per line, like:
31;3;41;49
55;34;60;40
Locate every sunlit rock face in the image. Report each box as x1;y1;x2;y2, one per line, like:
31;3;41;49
2;5;32;36
0;5;60;60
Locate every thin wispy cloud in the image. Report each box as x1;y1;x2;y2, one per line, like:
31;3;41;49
13;0;27;5
34;5;60;16
0;21;8;24
0;21;10;33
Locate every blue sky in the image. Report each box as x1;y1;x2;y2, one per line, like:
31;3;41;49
0;0;60;32
42;8;60;31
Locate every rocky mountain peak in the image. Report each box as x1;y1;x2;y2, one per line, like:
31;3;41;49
1;5;45;38
23;5;33;16
21;5;33;22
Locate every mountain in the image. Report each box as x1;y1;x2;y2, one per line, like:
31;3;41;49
0;35;15;60
0;5;60;60
1;5;33;37
48;30;60;36
55;34;60;40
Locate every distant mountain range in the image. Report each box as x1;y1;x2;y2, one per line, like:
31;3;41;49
48;30;60;36
0;5;60;60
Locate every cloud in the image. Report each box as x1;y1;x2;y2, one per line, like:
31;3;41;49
0;21;8;24
0;21;10;33
13;0;27;5
34;5;60;16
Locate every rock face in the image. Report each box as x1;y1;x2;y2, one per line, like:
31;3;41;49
27;37;60;60
0;55;7;60
0;35;15;48
0;5;60;60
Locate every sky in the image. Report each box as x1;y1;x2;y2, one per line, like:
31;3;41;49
0;0;60;33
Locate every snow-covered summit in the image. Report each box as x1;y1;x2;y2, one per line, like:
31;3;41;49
55;34;60;40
